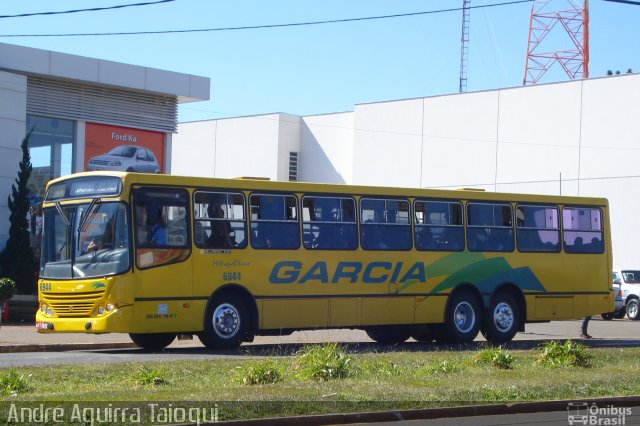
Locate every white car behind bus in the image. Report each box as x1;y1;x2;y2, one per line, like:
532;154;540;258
613;269;640;320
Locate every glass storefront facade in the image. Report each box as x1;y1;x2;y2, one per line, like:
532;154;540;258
27;115;75;200
26;115;76;261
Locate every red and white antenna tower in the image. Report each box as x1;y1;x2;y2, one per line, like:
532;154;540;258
523;0;589;85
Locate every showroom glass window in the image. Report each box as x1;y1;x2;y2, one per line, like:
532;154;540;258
26;115;76;262
26;115;75;200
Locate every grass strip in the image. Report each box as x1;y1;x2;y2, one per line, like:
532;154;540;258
2;344;640;421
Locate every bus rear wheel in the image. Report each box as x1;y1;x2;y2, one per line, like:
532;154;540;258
366;326;410;344
199;293;252;350
483;292;519;344
442;290;481;344
129;332;176;351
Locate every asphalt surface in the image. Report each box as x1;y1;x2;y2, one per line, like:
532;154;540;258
2;316;639;353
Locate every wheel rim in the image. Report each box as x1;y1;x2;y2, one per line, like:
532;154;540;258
212;303;240;339
493;302;514;332
629;301;638;318
453;301;476;334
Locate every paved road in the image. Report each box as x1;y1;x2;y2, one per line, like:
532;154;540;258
352;406;640;425
0;318;638;367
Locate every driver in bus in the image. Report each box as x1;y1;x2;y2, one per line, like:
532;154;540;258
149;210;167;246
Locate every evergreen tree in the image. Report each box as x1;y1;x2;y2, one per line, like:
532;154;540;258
0;132;36;294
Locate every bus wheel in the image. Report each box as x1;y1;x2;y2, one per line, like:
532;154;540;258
366;326;410;344
199;293;251;349
129;333;176;351
626;299;640;321
443;290;481;344
411;325;436;343
483;293;519;344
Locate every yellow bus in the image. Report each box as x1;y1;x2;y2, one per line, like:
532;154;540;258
36;172;613;350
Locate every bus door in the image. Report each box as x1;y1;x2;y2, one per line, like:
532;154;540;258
131;187;194;331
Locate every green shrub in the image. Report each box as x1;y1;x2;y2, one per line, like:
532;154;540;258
133;365;169;385
294;343;352;381
424;359;464;375
537;340;593;368
0;278;16;301
234;359;284;385
0;370;31;396
475;347;514;369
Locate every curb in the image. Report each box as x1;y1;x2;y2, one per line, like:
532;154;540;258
212;396;640;425
0;342;137;353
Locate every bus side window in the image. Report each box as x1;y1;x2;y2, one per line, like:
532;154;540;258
193;191;247;249
516;205;560;252
360;198;411;251
302;196;357;250
414;200;464;251
250;194;300;249
467;202;514;252
563;207;604;254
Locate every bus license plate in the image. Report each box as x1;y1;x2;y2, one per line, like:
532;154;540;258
36;322;52;331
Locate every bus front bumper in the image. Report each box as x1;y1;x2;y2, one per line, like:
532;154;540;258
35;306;131;334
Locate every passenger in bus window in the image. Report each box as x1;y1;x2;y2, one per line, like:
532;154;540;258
207;204;234;248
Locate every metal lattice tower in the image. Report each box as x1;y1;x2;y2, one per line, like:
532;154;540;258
523;0;589;85
459;0;471;92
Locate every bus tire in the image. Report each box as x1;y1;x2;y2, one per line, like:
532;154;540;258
199;293;251;350
411;325;436;343
601;312;614;321
129;333;176;351
626;298;640;321
443;290;481;344
366;326;410;344
483;292;519;344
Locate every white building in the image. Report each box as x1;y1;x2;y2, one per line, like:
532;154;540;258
174;74;640;267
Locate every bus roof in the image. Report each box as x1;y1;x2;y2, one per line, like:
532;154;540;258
44;171;609;207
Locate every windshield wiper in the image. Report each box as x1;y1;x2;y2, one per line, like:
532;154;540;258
78;198;102;232
55;202;70;227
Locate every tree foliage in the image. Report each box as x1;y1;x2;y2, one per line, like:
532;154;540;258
0;132;36;294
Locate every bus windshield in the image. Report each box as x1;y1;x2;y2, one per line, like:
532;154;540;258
40;201;130;279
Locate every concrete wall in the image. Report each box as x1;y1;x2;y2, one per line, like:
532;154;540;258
579;74;640;268
352;98;424;188
173;120;217;177
300;112;354;184
276;114;301;182
421;90;499;191
174;114;283;180
0;71;27;250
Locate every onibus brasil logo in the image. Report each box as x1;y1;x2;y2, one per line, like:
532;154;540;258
567;402;631;425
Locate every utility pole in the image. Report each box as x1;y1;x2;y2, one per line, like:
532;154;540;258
459;0;471;92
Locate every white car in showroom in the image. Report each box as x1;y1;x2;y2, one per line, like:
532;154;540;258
87;145;160;173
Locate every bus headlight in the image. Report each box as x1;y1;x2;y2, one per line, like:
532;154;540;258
45;307;54;317
98;306;105;315
106;303;115;312
40;304;46;314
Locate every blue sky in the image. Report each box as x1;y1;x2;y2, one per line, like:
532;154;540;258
1;0;638;122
